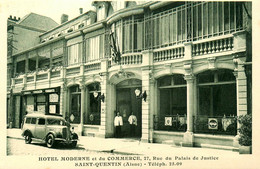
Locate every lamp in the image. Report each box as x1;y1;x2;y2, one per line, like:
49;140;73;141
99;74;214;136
135;88;147;102
93;91;105;103
93;91;99;98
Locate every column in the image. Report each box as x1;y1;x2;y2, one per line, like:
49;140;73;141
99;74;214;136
233;61;248;147
141;50;153;143
99;73;107;138
141;69;150;142
79;84;86;136
183;74;195;147
60;84;68;119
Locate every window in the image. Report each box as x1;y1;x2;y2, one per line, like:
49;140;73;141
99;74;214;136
155;75;187;132
49;93;59;114
85;83;101;125
195;69;237;135
25;118;31;124
47;119;66;126
122;16;143;53
31;118;37;124
69;85;81;124
36;94;46;113
38;118;45;125
85;35;104;62
67;43;83;65
16;60;25;74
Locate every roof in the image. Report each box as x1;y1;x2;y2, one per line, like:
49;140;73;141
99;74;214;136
25;113;64;120
18;13;58;31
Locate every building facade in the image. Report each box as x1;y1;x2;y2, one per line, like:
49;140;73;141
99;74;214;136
7;1;252;149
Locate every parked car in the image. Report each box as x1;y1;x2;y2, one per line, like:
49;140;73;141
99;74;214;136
21;113;78;148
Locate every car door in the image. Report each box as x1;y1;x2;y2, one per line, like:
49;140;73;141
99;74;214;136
34;118;46;140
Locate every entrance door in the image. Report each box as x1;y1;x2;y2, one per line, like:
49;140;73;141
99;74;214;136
116;87;142;138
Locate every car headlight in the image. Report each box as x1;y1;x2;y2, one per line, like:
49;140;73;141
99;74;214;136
70;126;75;133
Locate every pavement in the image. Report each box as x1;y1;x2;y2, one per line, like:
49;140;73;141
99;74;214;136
7;128;239;156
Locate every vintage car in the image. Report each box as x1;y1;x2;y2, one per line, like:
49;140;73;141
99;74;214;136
21;113;78;148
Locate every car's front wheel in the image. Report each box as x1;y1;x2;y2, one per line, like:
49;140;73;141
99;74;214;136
24;134;32;144
46;134;55;148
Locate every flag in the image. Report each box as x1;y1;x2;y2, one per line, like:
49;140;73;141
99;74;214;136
109;31;121;63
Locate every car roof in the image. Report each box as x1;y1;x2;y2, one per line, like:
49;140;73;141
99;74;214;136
25;113;65;120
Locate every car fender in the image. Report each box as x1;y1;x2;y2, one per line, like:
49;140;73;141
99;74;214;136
72;133;78;140
45;131;57;140
22;129;33;138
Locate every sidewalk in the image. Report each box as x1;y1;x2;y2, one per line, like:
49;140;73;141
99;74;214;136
7;129;239;156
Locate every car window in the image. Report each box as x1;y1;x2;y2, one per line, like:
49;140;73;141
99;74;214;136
38;118;45;125
25;118;31;124
31;118;37;124
47;119;66;126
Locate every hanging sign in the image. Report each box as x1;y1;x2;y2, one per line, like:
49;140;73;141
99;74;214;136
208;118;218;129
165;117;172;126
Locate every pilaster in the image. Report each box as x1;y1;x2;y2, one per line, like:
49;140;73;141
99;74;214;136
99;72;108;138
79;84;86;136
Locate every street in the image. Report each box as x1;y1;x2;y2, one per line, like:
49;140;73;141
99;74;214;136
7;137;111;156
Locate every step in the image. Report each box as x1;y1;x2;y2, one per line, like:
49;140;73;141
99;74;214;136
200;143;239;152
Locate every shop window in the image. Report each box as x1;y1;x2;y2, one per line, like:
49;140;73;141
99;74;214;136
155;74;187;132
49;93;59;114
36;94;46;113
195;69;237;135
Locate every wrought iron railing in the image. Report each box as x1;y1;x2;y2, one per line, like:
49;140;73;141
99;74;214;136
194;115;237;136
154;115;187;132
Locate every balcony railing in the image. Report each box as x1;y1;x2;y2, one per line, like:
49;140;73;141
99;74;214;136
194;115;237;136
147;1;244;50
192;36;233;56
154;46;185;62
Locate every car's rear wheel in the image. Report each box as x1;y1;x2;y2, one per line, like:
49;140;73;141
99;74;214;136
46;134;55;148
24;133;32;144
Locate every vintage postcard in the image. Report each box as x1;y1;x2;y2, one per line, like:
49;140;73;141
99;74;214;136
0;0;259;168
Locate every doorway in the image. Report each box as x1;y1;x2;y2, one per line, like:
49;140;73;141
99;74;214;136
116;79;142;138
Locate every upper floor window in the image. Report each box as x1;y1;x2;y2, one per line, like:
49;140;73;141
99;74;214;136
67;37;83;66
85;35;104;62
67;43;82;65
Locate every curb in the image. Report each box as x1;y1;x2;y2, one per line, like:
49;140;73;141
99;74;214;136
7;136;24;141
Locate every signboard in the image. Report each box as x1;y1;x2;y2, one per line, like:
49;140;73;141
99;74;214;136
45;89;56;93
33;90;43;94
208;118;218;129
165;117;172;126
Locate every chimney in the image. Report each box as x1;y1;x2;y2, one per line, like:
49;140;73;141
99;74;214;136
61;14;69;24
79;8;83;14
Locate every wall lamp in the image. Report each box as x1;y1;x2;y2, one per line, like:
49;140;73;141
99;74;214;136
135;88;147;102
93;91;105;103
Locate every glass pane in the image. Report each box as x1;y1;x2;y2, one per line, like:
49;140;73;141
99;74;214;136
159;76;171;86
38;118;45;125
37;95;45;102
49;94;59;102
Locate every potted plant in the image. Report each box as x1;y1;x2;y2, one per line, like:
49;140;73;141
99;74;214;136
238;114;252;154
